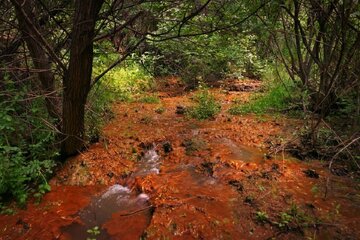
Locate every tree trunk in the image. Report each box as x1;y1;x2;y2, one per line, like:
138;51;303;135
11;0;60;120
61;0;104;157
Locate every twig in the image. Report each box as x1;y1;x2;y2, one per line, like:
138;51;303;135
323;176;330;200
118;205;154;217
94;11;143;42
10;0;67;71
329;136;360;170
90;37;145;88
321;119;354;161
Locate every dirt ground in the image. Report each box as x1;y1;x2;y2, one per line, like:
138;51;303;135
0;77;359;240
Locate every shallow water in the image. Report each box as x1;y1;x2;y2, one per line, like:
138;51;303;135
133;148;161;176
61;148;160;239
219;137;265;163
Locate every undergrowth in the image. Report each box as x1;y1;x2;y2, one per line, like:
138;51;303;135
137;94;160;104
187;85;221;120
229;66;298;115
229;83;294;115
0;77;56;208
86;50;154;142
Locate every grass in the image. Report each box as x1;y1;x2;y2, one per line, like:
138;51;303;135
229;83;293;115
155;106;166;114
229;65;298;115
137;94;160;104
255;211;269;223
187;86;221;120
182;137;208;155
86;52;154;142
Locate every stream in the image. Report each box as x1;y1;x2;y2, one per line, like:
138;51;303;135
61;147;160;239
60;137;272;239
1;78;360;239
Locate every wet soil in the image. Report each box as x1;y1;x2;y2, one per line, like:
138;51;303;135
1;77;359;240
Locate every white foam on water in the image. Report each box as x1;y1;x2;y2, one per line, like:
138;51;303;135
101;184;130;199
144;149;160;162
137;193;150;201
149;167;160;174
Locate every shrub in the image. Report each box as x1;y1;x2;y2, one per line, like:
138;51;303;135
137;94;160;104
187;85;221;120
0;79;56;206
255;211;269;223
229;84;292;115
86;52;154;142
139;33;267;87
229;67;297;115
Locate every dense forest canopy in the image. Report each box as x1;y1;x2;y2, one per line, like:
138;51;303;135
0;0;359;210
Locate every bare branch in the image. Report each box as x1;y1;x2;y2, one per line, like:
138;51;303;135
10;0;67;72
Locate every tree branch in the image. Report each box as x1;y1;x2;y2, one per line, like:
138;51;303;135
10;0;67;72
90;37;146;88
94;11;144;42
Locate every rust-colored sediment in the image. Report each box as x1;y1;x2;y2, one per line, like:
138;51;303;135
1;77;359;240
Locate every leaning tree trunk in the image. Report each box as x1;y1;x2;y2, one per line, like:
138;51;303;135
11;0;60;120
61;0;104;157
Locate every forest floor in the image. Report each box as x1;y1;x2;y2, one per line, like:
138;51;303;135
0;77;359;240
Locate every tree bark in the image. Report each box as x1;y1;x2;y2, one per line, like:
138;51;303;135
61;0;104;157
11;0;60;120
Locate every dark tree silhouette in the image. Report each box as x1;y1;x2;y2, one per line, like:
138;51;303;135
61;0;104;156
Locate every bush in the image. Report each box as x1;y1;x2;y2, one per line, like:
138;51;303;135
139;33;267;87
86;52;154;142
229;66;297;115
0;78;56;206
187;85;221;120
229;84;292;115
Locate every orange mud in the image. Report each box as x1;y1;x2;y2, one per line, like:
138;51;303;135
1;77;359;240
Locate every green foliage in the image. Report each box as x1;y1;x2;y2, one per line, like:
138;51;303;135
276;212;293;228
33;182;51;204
0;77;57;206
187;86;221;120
140;33;267;86
93;50;155;102
137;94;160;104
255;204;316;229
229;84;290;115
258;185;266;192
229;67;297;115
327;92;360;132
255;211;269;223
87;226;101;240
0;201;15;215
182;137;208;155
311;184;319;195
288;203;309;225
270;0;360;118
86;50;154;142
155;106;166;114
139;116;152;124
